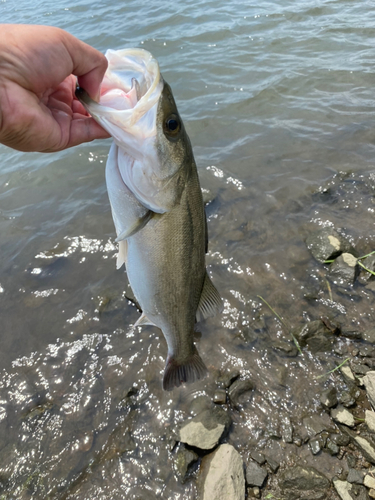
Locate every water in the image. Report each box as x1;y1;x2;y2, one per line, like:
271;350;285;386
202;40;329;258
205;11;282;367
1;1;375;498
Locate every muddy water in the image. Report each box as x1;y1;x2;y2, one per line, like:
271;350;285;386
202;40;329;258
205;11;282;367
1;0;375;498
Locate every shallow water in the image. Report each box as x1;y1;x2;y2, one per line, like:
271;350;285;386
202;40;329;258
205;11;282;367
1;0;375;498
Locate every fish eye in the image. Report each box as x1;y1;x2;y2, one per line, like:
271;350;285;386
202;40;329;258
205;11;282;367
164;114;181;137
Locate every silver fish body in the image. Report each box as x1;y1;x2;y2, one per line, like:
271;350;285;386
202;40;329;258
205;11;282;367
77;49;222;390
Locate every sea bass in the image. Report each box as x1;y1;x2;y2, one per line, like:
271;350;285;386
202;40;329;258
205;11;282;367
76;49;223;390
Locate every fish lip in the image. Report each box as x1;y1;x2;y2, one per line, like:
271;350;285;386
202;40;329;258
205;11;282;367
75;85;93;106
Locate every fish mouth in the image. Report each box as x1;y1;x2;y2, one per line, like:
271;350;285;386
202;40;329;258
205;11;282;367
75;48;164;153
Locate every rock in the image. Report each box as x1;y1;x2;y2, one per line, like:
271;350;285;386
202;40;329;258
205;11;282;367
370;489;375;499
228;379;254;408
364;474;375;489
198;444;245;500
246;461;268;487
353;436;375;464
333;479;354;500
363;372;375;409
351;363;371;376
297;320;330;343
280;415;293;443
331;405;355;427
303;413;336;437
358;254;375;283
341;365;356;383
347;468;364;484
178;406;231;450
265;456;280;473
309;437;323;455
189;396;214;416
320;387;338;408
250;450;266;465
213;389;227;405
340;387;360;407
306;335;333;354
325;439;340;456
363;329;375;344
328;253;358;286
330;433;350;446
306;227;352;263
217;369;240;389
366;410;375;432
278;465;330;495
173;445;199;483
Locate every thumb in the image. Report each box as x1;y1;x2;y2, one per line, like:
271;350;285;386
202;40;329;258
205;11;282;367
63;33;107;101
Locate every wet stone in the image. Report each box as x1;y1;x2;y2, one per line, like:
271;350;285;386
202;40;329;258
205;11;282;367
363;371;375;410
347;468;364;485
272;339;298;356
278;465;330;494
265;456;280;473
341;365;356;383
330;433;350;447
340;387;361;408
188;396;214;416
173;445;199;483
217;369;240;389
328;253;358;286
331;405;355;427
305;334;333;354
320;387;338;408
306;227;352;263
303;413;335;437
281;415;293;443
358;254;375;284
178;406;231;450
297;320;330;344
351;363;371;376
250;450;266;465
309;437;323;455
228;378;254;408
325;439;340;456
198;444;245;500
246;461;268;487
362;329;375;344
213;389;226;405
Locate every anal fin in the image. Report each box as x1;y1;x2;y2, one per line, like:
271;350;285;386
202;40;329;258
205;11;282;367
116;240;128;269
134;313;155;327
196;272;223;322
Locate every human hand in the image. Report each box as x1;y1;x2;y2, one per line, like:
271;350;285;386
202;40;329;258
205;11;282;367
0;24;111;152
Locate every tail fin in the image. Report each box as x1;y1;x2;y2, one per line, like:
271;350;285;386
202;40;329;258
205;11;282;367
163;347;207;391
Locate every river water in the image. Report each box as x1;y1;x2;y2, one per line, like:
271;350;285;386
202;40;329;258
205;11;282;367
1;1;375;498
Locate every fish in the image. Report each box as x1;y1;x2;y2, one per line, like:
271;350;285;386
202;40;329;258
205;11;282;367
76;48;223;390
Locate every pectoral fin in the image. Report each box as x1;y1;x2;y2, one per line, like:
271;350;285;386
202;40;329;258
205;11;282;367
196;272;223;322
115;210;153;241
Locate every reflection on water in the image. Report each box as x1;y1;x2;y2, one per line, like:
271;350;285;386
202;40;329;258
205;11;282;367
1;0;375;497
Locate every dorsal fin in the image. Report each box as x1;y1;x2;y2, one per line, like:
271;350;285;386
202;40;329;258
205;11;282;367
196;272;223;322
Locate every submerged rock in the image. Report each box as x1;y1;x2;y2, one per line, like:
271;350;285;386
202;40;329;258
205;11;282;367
306;227;352;263
198;444;245;500
328;253;358;286
228;379;254;408
178;406;231;450
173;445;199;483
